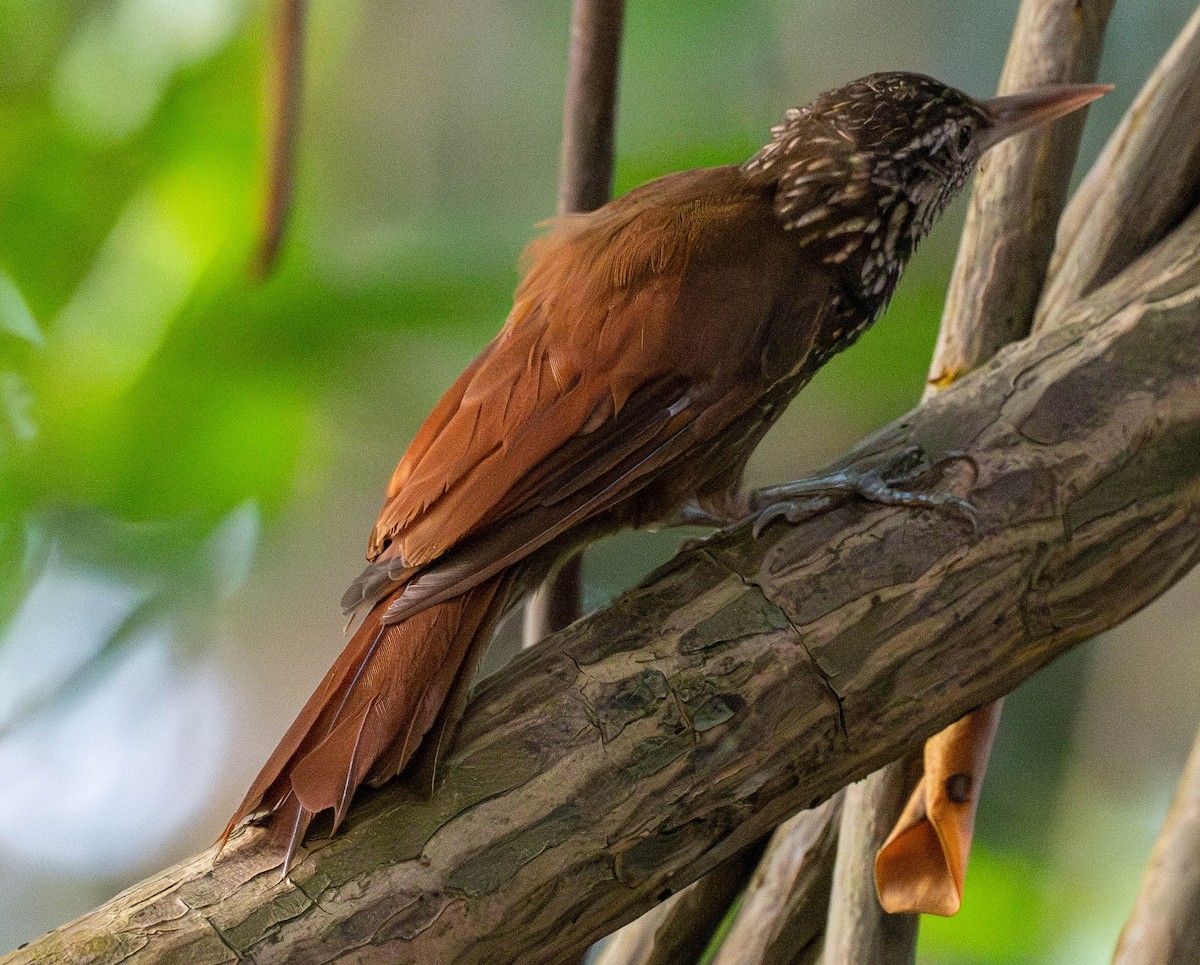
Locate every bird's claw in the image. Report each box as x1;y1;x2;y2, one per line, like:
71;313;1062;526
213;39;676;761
749;450;980;537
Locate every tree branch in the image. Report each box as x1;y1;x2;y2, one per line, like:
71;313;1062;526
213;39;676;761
555;0;624;215
710;794;843;965
824;760;921;962
1037;5;1200;330
7;200;1200;965
928;0;1114;386
526;0;625;645
592;840;763;965
1112;723;1200;965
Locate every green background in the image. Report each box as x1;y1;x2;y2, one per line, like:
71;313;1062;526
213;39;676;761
1;0;1198;960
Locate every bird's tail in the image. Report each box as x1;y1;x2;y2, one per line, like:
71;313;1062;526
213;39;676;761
219;572;513;869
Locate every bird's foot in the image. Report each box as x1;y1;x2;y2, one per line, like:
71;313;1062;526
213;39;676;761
750;449;979;538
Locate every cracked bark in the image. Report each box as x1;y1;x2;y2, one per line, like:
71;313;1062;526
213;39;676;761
7;195;1200;965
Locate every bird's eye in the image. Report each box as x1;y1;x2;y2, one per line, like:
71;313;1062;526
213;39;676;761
956;126;972;153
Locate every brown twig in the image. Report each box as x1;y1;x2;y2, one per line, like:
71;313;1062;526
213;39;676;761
524;0;626;646
253;0;307;279
556;0;625;215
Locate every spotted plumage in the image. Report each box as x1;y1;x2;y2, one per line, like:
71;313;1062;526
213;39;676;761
744;73;993;343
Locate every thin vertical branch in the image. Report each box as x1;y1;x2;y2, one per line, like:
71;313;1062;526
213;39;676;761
524;0;625;646
827;0;1115;956
1112;725;1200;965
927;0;1115;387
556;0;626;215
253;0;307;278
824;762;922;964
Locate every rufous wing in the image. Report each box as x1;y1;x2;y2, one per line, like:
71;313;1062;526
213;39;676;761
346;164;828;620
227;164;834;869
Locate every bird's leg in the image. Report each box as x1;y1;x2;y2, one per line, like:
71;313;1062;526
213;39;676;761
663;493;752;552
663;498;746;529
750;448;979;537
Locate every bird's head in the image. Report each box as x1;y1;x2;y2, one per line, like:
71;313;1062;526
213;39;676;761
744;71;1111;307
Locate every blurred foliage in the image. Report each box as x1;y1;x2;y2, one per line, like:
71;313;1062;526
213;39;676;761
2;1;260;604
0;0;513;630
0;0;949;646
920;846;1049;964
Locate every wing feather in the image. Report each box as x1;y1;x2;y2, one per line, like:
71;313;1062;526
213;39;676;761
348;164;822;613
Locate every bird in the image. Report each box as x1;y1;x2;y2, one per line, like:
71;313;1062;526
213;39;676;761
221;72;1110;871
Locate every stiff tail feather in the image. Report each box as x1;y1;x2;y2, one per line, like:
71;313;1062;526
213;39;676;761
219;572;512;870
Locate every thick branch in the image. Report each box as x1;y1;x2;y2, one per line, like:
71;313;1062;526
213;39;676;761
7;211;1200;965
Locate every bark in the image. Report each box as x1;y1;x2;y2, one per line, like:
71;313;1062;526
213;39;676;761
1111;724;1200;965
823;762;921;964
592;840;762;965
7;200;1200;965
710;794;843;965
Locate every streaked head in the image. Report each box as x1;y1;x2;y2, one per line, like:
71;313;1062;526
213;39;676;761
745;72;1111;305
